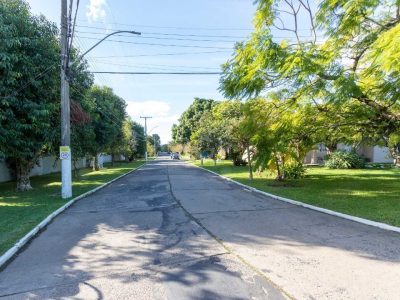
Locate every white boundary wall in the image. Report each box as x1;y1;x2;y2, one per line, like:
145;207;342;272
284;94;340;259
0;154;112;183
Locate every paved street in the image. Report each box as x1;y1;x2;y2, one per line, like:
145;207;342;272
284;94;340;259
1;158;400;299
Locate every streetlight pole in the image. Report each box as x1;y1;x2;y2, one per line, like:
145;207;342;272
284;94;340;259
140;116;152;161
148;126;159;158
154;135;157;157
59;0;140;199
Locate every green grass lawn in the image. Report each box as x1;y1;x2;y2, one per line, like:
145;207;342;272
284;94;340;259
0;160;146;256
193;159;400;227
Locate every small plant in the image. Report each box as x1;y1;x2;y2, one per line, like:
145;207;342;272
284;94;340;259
325;151;365;169
284;163;306;179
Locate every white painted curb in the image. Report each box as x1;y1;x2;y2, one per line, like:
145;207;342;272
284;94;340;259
0;162;147;269
190;162;400;234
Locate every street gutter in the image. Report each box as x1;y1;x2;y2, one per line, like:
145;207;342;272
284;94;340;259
0;161;148;270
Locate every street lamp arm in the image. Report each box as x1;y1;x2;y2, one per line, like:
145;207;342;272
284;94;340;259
80;30;141;58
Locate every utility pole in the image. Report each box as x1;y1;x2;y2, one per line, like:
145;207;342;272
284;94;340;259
59;1;140;199
140;116;152;161
60;0;72;199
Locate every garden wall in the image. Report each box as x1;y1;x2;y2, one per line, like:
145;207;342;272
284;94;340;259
0;154;112;183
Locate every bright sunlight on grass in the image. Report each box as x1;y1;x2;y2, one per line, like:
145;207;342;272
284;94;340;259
0;160;146;256
193;159;400;227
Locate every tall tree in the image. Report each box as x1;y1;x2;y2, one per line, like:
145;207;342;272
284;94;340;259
241;97;320;180
131;121;146;159
172;98;217;144
220;0;400;165
152;134;161;153
87;85;126;170
210;100;248;166
67;50;95;175
191;112;224;166
0;0;59;190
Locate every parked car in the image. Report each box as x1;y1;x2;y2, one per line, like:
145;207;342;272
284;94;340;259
171;152;180;159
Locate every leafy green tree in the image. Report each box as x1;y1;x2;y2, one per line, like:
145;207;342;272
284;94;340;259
68;51;95;175
87;85;126;170
192;112;224;166
160;144;169;152
168;141;185;154
131;121;145;159
146;134;161;156
107;118;137;164
210;101;247;165
241;97;319;180
152;134;161;153
172;98;217;144
0;0;59;190
220;0;400;165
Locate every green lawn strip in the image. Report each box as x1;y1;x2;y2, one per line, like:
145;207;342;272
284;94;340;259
192;159;400;227
0;160;146;256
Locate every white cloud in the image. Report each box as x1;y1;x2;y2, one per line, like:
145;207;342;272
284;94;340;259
86;0;107;22
126;101;178;143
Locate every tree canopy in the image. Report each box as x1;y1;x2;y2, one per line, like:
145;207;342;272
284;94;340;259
0;0;144;190
172;98;217;144
220;0;400;164
0;0;60;190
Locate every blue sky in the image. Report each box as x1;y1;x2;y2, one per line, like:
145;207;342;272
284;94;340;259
27;0;257;143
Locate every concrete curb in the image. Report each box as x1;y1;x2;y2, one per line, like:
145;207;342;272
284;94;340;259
190;162;400;234
0;162;147;269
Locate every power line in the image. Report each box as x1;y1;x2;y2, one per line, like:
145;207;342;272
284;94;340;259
76;20;253;31
92;60;221;70
91;71;222;75
69;85;124;128
75;31;240;43
74;36;103;84
75;35;233;49
67;0;80;61
75;28;248;39
89;50;231;59
75;22;319;34
75;27;322;40
75;36;114;87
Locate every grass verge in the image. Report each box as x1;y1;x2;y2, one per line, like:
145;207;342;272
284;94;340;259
192;159;400;227
0;160;146;256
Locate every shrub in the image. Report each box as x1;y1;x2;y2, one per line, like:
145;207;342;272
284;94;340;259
284;164;306;179
325;151;365;169
233;157;248;166
231;150;248;166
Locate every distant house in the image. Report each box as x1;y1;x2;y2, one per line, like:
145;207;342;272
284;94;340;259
304;143;394;165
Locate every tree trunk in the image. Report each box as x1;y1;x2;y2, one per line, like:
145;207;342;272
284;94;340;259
389;145;400;167
326;143;338;155
96;154;101;171
275;156;284;181
201;157;204;166
16;158;33;191
73;160;80;178
111;152;114;167
247;145;253;181
214;159;217;166
395;156;400;167
93;155;100;171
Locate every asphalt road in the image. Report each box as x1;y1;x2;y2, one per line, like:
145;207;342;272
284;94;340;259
0;159;286;300
1;158;400;299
